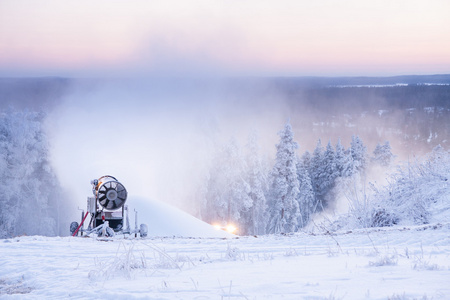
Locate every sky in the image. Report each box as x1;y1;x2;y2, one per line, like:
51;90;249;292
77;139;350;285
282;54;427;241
1;0;450;77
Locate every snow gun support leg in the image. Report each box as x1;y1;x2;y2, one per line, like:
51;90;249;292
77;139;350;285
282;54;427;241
130;209;147;238
135;209;138;237
122;205;131;235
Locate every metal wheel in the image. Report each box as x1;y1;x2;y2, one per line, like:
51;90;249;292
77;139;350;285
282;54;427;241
70;221;79;236
140;224;148;238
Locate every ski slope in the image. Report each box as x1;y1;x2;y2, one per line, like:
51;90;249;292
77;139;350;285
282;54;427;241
1;221;449;299
127;197;234;238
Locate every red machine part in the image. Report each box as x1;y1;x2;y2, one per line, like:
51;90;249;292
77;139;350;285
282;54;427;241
72;212;89;237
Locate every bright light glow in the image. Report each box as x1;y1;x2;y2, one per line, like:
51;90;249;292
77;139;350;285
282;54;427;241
225;225;237;234
212;223;237;234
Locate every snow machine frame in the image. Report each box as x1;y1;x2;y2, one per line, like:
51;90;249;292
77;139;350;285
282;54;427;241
70;175;148;238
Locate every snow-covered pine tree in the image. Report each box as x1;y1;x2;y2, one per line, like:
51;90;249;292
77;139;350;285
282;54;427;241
321;141;339;207
296;160;315;228
309;139;325;211
332;138;360;213
203;138;252;233
335;138;354;178
350;135;367;173
0;110;63;238
244;131;268;235
0;114;14;237
372;141;394;167
310;140;339;210
300;151;312;171
267;122;300;234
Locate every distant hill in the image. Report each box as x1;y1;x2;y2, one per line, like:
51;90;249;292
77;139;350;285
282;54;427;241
1;75;449;154
0;77;71;110
269;74;450;88
282;81;450;154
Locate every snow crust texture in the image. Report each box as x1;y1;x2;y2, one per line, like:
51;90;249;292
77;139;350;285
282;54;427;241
1;224;449;299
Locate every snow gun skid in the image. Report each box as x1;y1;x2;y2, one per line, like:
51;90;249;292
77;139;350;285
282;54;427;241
70;175;148;238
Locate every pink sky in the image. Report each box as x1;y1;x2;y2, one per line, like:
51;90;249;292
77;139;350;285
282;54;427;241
1;0;449;77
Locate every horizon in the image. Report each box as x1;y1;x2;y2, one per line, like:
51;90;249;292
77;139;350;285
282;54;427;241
1;73;450;80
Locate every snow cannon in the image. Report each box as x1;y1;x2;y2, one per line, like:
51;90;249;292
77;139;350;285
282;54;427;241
92;175;127;211
70;175;148;238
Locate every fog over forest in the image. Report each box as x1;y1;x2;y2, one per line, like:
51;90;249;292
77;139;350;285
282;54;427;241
0;75;449;236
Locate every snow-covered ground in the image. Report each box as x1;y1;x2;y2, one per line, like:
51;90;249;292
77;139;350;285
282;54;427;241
1;220;449;299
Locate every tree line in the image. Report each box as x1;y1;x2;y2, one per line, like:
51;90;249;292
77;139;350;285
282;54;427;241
198;121;394;235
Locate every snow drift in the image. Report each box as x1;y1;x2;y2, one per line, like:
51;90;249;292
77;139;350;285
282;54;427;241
128;197;234;238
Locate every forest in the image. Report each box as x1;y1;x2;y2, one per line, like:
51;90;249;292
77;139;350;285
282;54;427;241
196;121;449;235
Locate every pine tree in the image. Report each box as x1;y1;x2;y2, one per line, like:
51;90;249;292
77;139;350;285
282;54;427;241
321;141;338;207
300;151;312;170
244;131;268;235
332;138;358;212
267;122;300;234
203;138;252;232
372;141;394;167
335;139;354;178
296;160;315;227
350;135;367;173
309;139;324;211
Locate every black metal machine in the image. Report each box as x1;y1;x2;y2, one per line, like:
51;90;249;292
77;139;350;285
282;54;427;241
70;175;147;238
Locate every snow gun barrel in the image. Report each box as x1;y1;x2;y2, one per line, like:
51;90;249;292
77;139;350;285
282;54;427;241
91;175;127;210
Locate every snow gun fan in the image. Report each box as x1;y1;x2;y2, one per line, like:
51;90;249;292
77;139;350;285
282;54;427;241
70;175;148;238
95;176;127;211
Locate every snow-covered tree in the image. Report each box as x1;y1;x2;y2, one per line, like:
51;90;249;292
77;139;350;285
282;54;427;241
350;135;367;173
335;139;354;178
267;122;300;234
309;140;324;211
244;131;268;235
333;145;449;230
370;145;449;227
322;141;339;205
0;110;63;238
309;139;354;211
372;141;394;167
300;151;312;171
296;160;315;228
203;138;252;233
310;140;339;210
331;138;360;213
